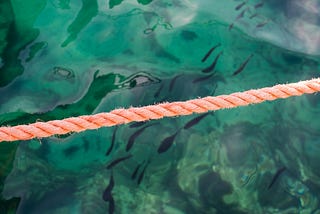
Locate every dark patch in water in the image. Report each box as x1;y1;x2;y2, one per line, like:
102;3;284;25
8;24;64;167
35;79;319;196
180;30;198;41
85;104;94;113
198;171;245;214
166;168;199;214
281;52;303;65
17;183;76;214
83;138;90;152
257;173;299;209
156;50;181;63
63;145;79;157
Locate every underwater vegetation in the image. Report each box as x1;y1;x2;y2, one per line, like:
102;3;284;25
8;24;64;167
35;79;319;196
0;0;320;213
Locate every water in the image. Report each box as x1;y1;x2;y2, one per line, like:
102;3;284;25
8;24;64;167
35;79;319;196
0;0;320;213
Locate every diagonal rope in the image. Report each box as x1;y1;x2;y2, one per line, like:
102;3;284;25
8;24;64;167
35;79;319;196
0;78;319;143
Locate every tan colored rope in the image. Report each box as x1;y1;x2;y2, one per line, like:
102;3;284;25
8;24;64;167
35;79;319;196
0;78;319;142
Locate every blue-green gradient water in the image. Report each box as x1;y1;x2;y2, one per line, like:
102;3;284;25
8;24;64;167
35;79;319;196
0;0;320;213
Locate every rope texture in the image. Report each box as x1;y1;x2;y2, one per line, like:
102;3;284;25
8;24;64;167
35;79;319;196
0;78;319;142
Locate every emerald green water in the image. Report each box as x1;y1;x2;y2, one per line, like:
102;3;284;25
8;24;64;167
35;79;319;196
0;0;320;213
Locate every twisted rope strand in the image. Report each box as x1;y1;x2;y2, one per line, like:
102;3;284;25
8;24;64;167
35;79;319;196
0;78;319;142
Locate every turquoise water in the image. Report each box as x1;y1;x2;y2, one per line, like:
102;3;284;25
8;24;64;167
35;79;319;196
0;0;320;213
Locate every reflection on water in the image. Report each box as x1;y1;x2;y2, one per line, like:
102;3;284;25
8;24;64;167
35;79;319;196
0;0;320;213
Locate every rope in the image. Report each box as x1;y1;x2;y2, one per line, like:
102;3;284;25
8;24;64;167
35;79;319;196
0;78;319;143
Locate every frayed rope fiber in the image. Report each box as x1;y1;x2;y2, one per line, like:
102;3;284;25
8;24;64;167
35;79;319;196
0;78;319;142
